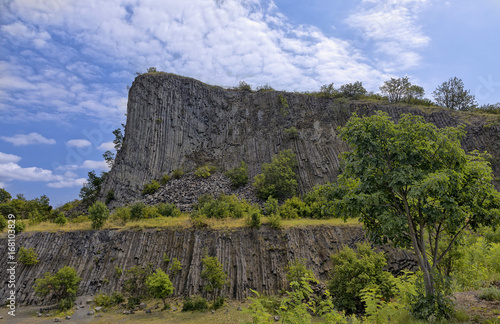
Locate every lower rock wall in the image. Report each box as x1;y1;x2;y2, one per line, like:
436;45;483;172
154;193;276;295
0;226;417;306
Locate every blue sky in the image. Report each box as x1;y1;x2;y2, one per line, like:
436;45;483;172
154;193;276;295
1;0;500;206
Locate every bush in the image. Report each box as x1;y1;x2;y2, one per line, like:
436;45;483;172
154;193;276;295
478;287;500;301
195;165;216;178
278;196;310;219
105;190;114;204
171;169;184;179
94;293;112;307
14;220;26;234
193;194;250;219
225;161;249;189
169;257;182;276
18;247;39;265
70;215;90;223
160;174;171;185
182;296;209;311
34;266;82;310
123;264;154;304
157;203;181;217
146;268;174;307
130;202;145;220
143;205;161;218
284;127;299;139
111;206;131;224
0;215;7;231
236;81;252;91
268;214;282;229
245;209;261;229
111;291;125;305
88;201;109;229
143;180;160;195
263;196;278;215
54;213;67;225
201;256;229;302
253;149;298;200
328;243;396;314
213;296;225;310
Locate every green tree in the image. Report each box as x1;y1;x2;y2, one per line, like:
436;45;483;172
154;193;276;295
79;171;107;207
379;76;411;103
0;188;11;203
405;84;425;103
336;112;500;311
339;81;367;99
225;161;249;189
253;149;298;200
432;76;477;111
103;150;115;168
318;83;337;98
201;256;228;303
88;201;109;229
146;268;174;308
18;247;39;265
34;266;82;310
169;257;182;276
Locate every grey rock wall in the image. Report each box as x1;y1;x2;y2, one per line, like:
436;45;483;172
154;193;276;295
101;73;500;207
0;226;417;306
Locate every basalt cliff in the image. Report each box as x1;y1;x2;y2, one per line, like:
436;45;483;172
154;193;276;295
101;73;500;207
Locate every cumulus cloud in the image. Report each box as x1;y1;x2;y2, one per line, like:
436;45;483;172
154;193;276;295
56;160;110;172
0;152;21;164
1;132;56;146
66;139;92;148
97;142;116;151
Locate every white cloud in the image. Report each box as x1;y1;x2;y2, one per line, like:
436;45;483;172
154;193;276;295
47;177;86;188
1;132;56;146
57;160;110;172
0;152;21;164
98;142;115;151
66;139;92;148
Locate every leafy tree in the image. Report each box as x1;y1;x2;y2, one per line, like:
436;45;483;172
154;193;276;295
405;84;425;103
146;268;174;308
34;266;82;310
103;150;115;168
123;263;154;306
285;259;316;293
379;76;411;103
79;171;107;207
318;83;337;98
201;256;229;303
432;76;477;111
0;188;11;203
236;81;252;91
18;247;39;265
336;112;500;313
113;127;124;151
339;81;367;99
168;257;182;276
253;149;298;200
0;216;7;231
225;161;249;189
147;66;157;73
88;201;109;229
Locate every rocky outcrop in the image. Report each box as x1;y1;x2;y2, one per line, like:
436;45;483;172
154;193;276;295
101;73;500;207
1;226;417;306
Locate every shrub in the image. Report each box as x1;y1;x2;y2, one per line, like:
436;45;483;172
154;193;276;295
143;180;160;195
54;213;67;225
34;266;82;310
214;296;225;310
268;214;282;229
115;266;123;278
245;209;262;229
111;291;125;305
277;196;310;219
105;190;114;204
171;169;184;179
123;264;154;304
169;257;182;276
236;81;252;91
0;215;7;231
278;94;289;116
478;287;500;301
201;256;229;302
18;247;39;265
225;161;249;189
284;127;299;139
112;206;131;223
88;201;109;229
286;259;316;292
328;243;396;314
163;253;170;264
253;149;298;200
130;202;145;220
160;174;171;185
143;205;161;218
182;296;209;311
70;215;90;223
195;165;216;178
14;220;26;234
146;268;174;307
263;196;278;215
157;203;181;217
193;194;250;219
94;293;112;307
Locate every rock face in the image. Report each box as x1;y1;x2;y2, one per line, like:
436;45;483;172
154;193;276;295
0;226;417;306
101;73;500;207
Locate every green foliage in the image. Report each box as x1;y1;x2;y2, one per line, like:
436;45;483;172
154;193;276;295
0;188;11;203
130;202;145;220
182;296;209;311
171;168;184;179
245;209;262;229
94;293;113;307
162;253;170;264
123;264;154;302
110;291;124;305
70;215;89;223
278;196;311;219
88;201;109;229
114;266;123;278
169;257;182;276
236;81;252;91
328;243;396;314
111;206;131;223
285;259;316;292
0;215;7;231
146;268;174;306
263;196;278;215
277;94;289;116
478;287;500;301
336;111;500;305
160;174;171;185
79;171;107;207
143;180;160;195
253;149;298;200
268;214;282;229
256;84;274;92
339;81;367;99
103;150;115;168
105;190;114;204
433;76;477;110
143;205;161;218
192;194;250;219
18;247;39;265
284;126;299;139
318;83;338;98
34;266;82;310
201;256;229;302
54;213;67;225
14;220;26;233
147;66;157;73
225;161;249;189
194;165;216;178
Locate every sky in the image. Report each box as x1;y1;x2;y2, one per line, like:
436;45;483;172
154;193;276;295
1;0;500;206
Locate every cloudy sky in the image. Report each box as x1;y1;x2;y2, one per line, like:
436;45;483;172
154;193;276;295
1;0;500;206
